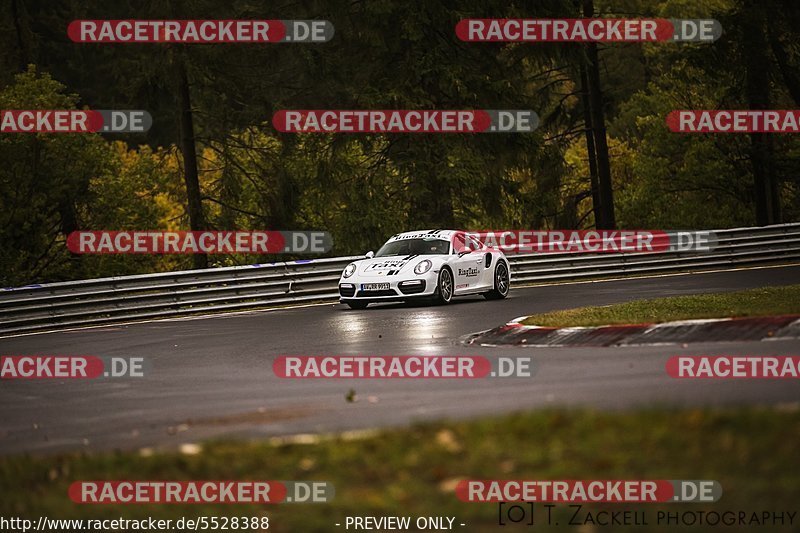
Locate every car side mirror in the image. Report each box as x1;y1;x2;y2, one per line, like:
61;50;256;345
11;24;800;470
365;251;374;258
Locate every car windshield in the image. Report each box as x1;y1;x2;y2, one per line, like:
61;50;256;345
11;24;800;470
375;238;450;257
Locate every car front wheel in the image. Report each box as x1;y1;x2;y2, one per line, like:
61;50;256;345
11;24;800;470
484;261;509;300
434;268;453;305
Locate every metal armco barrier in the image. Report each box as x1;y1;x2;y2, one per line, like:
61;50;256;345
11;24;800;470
1;223;799;335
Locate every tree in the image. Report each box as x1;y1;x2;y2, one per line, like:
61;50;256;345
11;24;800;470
582;0;616;229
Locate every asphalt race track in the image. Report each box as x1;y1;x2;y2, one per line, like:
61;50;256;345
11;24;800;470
1;265;799;455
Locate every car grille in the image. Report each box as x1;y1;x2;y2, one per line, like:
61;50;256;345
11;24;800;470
398;281;426;295
356;289;397;297
339;284;356;297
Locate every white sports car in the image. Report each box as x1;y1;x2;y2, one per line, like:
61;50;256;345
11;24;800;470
338;229;510;309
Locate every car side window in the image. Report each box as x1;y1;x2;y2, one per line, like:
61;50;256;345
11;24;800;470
453;233;466;254
433;240;449;254
466;235;482;252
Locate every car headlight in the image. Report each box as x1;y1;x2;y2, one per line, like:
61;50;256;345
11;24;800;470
343;263;357;278
414;259;432;275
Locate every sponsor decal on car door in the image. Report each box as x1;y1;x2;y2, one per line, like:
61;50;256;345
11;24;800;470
452;234;484;291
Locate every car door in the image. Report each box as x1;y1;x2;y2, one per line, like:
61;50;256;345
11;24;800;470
467;234;496;291
451;233;484;294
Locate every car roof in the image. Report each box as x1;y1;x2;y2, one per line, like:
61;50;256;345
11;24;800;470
386;229;461;241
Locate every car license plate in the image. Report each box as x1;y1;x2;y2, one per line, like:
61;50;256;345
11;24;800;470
361;283;390;291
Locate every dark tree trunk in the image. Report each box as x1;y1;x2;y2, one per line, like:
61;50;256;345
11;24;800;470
743;1;780;225
582;0;616;229
579;59;602;228
10;0;30;70
176;57;208;268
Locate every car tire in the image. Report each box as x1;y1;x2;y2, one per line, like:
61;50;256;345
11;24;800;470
484;261;510;300
346;301;368;309
434;267;454;305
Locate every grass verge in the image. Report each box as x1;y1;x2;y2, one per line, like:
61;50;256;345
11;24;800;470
2;407;799;532
520;284;800;327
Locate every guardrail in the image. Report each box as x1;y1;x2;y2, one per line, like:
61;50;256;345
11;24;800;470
1;223;799;335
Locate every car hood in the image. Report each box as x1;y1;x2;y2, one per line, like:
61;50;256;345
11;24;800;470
356;255;435;276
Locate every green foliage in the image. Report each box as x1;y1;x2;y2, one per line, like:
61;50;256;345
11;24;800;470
0;67;111;285
1;0;799;284
0;67;184;285
2;407;799;530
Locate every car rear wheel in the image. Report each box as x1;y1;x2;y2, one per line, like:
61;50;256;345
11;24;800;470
346;301;368;309
484;261;509;300
434;268;453;305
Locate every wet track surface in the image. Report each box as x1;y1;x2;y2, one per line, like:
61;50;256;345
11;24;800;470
1;265;799;455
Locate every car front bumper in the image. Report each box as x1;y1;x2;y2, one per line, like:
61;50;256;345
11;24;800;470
338;270;439;303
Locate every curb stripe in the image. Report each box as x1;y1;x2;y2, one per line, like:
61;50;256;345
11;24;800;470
467;315;800;347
